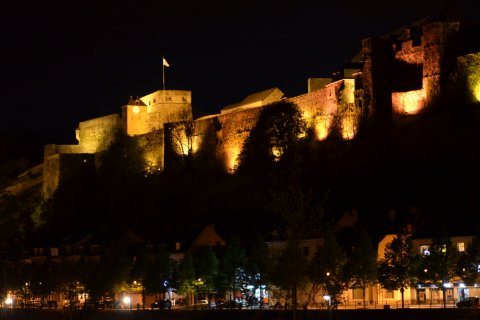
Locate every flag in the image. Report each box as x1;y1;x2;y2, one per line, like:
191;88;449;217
163;57;170;67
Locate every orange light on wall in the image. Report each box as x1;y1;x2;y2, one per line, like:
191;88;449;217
271;146;282;161
403;90;425;114
340;115;357;140
392;89;426;115
144;154;161;172
314;116;332;141
226;145;241;173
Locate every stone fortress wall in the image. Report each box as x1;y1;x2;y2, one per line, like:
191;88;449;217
40;17;480;198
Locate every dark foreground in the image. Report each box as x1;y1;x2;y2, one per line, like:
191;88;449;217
1;309;480;320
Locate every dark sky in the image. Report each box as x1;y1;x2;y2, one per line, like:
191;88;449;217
1;0;479;149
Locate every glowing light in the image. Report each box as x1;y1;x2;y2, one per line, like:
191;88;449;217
392;89;425;115
133;106;140;114
226;146;241;173
5;298;12;306
341;115;357;140
443;283;452;288
272;146;282;161
474;82;480;102
315;116;331;141
459;283;466;288
323;295;331;301
123;296;131;308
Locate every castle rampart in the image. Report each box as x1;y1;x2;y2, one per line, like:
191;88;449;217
76;114;122;153
37;15;480;198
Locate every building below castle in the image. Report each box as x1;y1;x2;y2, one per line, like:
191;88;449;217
7;10;478;199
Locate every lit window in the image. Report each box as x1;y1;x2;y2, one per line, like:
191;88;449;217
458;242;465;252
175;242;181;251
420;245;430;255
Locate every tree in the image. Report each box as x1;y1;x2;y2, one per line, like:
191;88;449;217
84;250;132;299
457;236;480;285
345;230;378;307
196;247;219;300
218;236;246;300
57;257;88;306
142;246;173;302
265;161;326;312
271;239;308;310
237;100;306;176
244;236;272;306
417;232;459;308
378;233;418;308
97;129;146;180
308;228;347;308
176;252;196;306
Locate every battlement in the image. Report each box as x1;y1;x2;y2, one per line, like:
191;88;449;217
140;90;191;105
39;15;480;198
123;90;192;136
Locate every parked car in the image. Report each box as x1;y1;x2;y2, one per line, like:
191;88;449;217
105;299;121;309
64;300;80;309
457;297;480;308
216;299;241;309
151;300;172;310
194;299;215;309
83;299;100;309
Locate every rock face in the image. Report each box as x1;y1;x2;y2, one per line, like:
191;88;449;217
38;13;480;198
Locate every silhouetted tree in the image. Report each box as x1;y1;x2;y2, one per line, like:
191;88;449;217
457;236;480;285
345;230;378;307
378;233;418;308
176;252;196;306
196;247;218;300
266;161;326;312
417;230;459;308
143;246;172;299
237;100;306;176
308;228;347;308
218;236;246;300
244;236;272;306
271;239;308;311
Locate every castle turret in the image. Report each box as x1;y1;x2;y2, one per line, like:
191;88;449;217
122;90;192;136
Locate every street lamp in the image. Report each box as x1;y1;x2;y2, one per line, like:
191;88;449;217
123;296;131;310
323;295;332;320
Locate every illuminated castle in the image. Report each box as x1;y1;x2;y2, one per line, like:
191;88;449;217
41;13;480;198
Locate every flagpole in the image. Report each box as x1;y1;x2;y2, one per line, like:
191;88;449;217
162;56;166;90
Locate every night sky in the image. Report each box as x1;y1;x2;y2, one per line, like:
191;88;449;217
1;0;479;151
